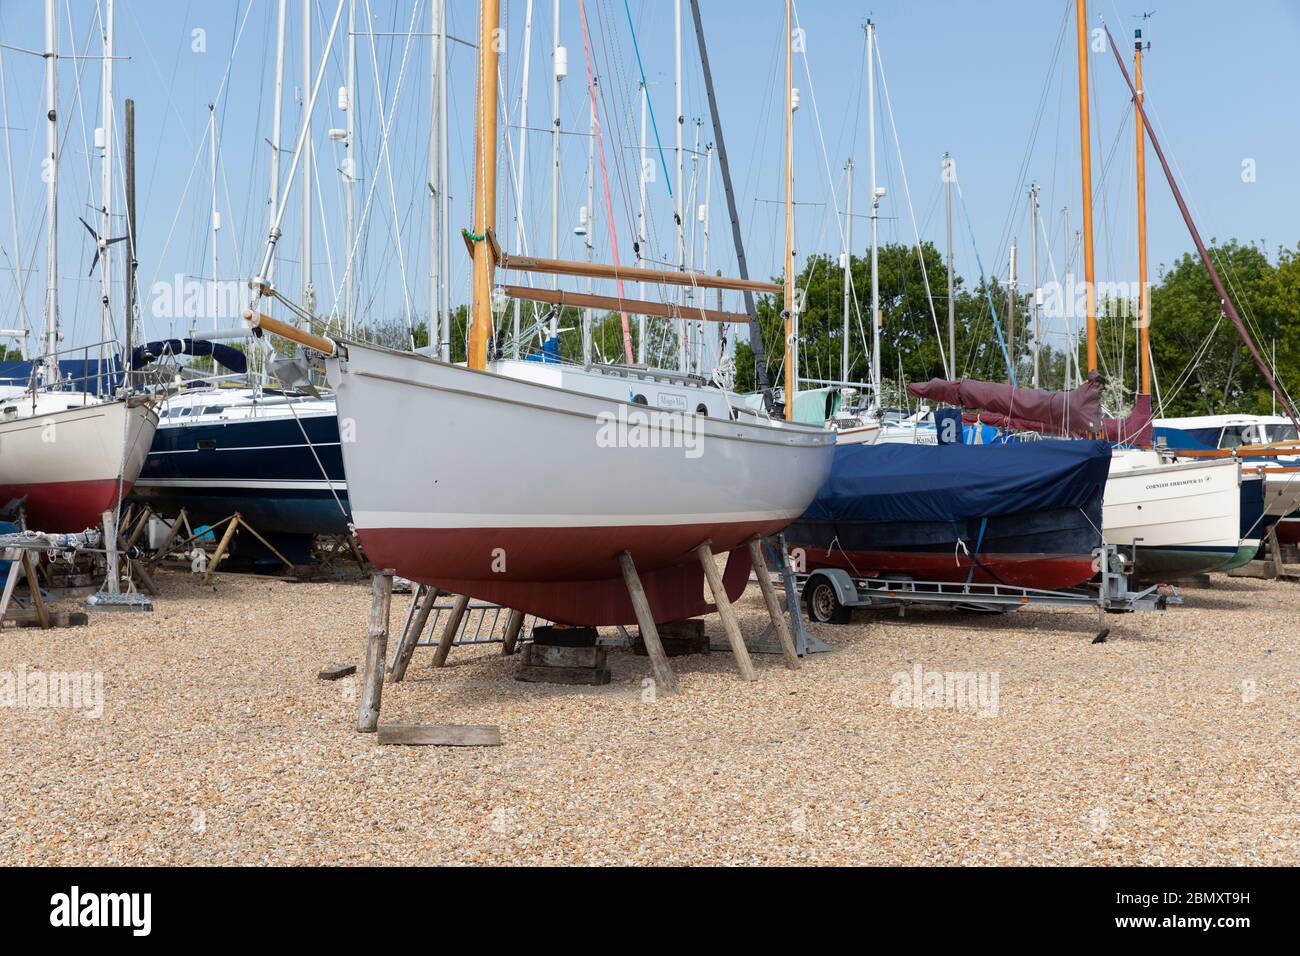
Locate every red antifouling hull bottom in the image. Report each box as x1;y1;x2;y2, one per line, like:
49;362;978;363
356;520;774;626
0;478;132;534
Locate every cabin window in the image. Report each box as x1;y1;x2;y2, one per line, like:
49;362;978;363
197;439;217;451
632;394;648;405
1220;427;1247;449
695;403;708;416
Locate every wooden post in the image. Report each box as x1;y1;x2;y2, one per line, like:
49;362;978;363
21;553;49;630
748;536;799;670
618;551;677;694
102;510;120;594
388;585;437;682
148;508;188;564
432;593;471;668
203;514;241;584
1268;523;1284;579
696;541;756;681
356;570;394;733
501;607;525;655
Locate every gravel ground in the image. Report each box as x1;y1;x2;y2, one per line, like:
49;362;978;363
0;566;1296;865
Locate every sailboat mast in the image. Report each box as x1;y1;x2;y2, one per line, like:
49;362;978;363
842;159;852;390
42;0;58;383
429;0;440;356
267;0;286;288
438;0;450;360
550;0;562;330
1075;0;1098;375
1134;28;1151;396
1030;184;1040;388
512;0;534;359
867;20;881;407
301;0;314;322
944;153;954;380
208;106;219;336
637;81;648;363
124;98;136;377
344;0;355;334
99;0;114;379
782;0;794;420
674;0;686;371
1007;238;1016;384
467;0;501;369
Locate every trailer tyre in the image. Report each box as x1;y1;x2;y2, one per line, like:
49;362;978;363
805;576;851;625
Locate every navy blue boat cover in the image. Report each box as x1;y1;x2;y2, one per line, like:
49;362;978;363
803;439;1113;525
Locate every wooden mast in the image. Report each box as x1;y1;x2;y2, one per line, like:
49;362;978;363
1075;0;1098;375
783;0;795;420
468;0;501;370
1134;29;1151;396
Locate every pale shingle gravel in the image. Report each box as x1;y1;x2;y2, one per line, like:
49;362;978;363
0;567;1295;865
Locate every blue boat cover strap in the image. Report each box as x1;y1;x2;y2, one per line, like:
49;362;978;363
803;439;1113;525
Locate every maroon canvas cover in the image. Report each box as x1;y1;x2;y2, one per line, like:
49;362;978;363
908;372;1104;434
912;372;1152;444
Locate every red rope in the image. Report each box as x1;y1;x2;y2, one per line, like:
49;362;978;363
579;0;635;364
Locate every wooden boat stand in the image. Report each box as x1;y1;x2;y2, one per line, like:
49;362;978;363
136;510;295;585
354;535;806;717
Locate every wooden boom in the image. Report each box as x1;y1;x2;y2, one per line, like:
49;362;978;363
243;310;337;357
495;251;781;295
499;285;750;324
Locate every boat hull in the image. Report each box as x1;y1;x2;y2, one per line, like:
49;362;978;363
784;440;1110;591
789;495;1102;589
133;412;350;536
1103;453;1241;581
329;344;836;625
0;398;157;532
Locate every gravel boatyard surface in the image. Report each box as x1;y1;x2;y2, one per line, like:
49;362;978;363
1;568;1296;865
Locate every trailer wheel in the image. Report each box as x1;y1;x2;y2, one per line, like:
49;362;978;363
805;576;851;625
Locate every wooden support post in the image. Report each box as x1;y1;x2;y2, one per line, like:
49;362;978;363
147;509;187;564
124;505;153;550
501;608;525;655
388;585;437;682
431;593;471;668
231;515;296;572
618;551;678;694
102;510;120;594
356;570;394;733
1268;524;1284;579
203;514;241;584
21;553;49;630
696;541;756;681
748;536;799;670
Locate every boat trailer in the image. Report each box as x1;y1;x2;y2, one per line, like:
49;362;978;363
796;545;1179;640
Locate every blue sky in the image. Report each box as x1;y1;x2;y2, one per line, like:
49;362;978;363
0;0;1297;360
